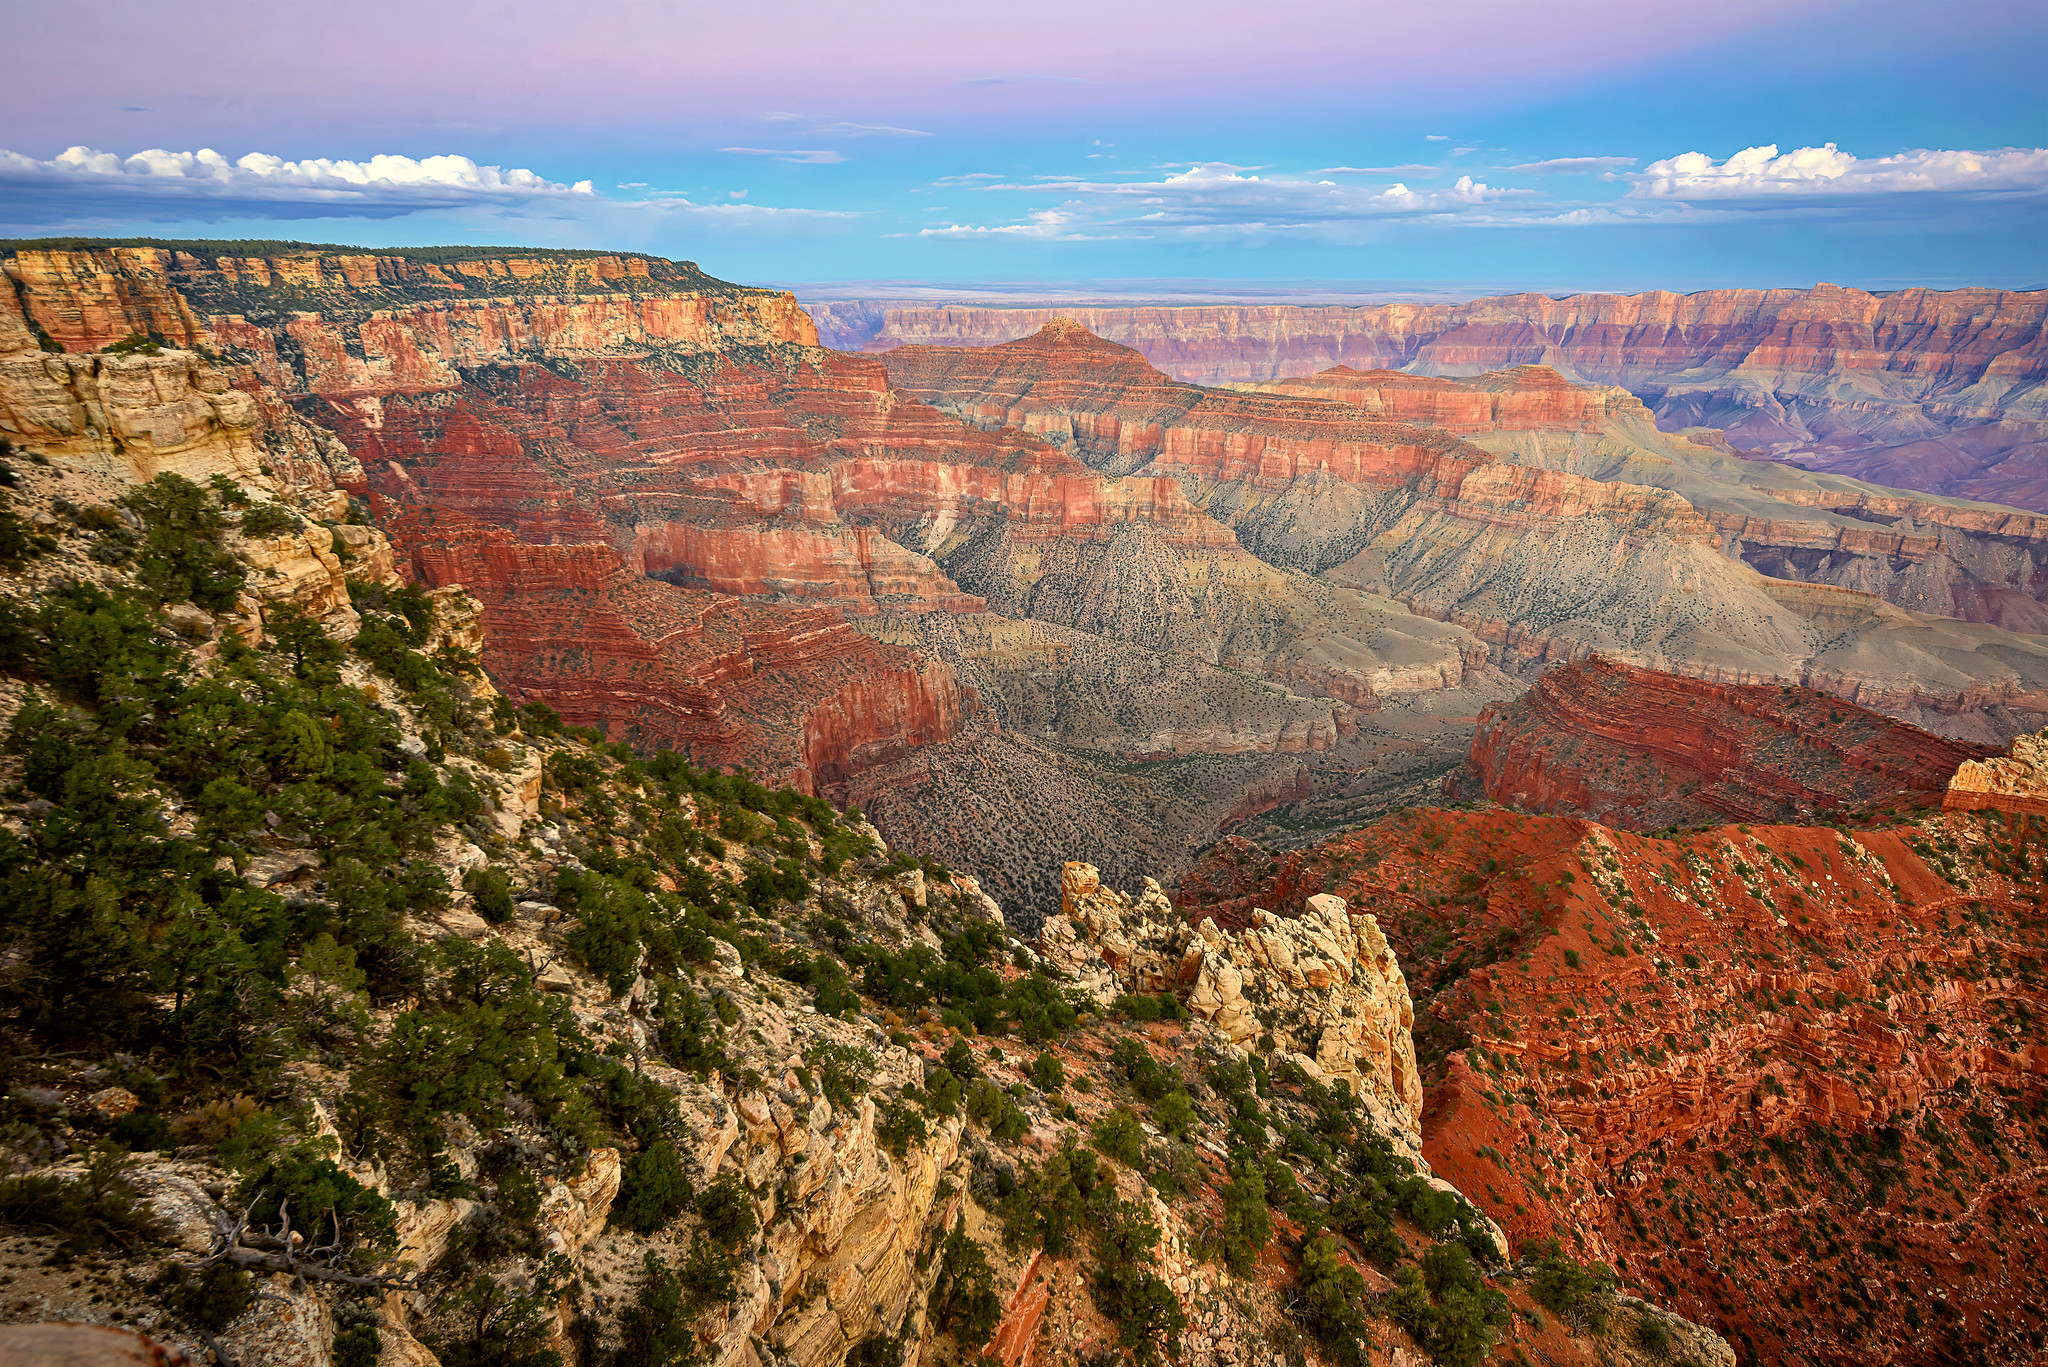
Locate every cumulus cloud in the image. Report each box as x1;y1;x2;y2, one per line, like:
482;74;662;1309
0;145;594;221
1630;143;2048;199
1507;156;1636;174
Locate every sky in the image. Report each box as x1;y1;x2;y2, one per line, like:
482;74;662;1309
1;0;2043;296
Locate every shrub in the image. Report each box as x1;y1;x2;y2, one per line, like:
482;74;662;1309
931;1217;1003;1347
0;1144;163;1255
463;866;516;924
617;1140;693;1235
803;1041;876;1112
1092;1106;1147;1167
1030;1050;1065;1093
149;1262;254;1334
1217;1152;1271;1275
613;1251;697;1367
1530;1239;1617;1334
1154;1088;1197;1141
1293;1233;1371;1367
239;503;303;538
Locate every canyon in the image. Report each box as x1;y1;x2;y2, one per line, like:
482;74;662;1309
814;284;2048;514
881;320;2048;747
9;243;2048;919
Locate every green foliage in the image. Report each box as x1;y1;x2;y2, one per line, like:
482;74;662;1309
0;1143;162;1255
1293;1233;1372;1367
1108;1038;1177;1102
239;502;303;538
1088;1197;1186;1367
1386;1243;1509;1367
1111;992;1187;1023
1217;1151;1272;1276
1153;1088;1197;1142
0;492;57;568
803;1041;876;1112
1530;1239;1617;1334
149;1261;255;1333
1091;1106;1147;1168
877;1099;929;1158
1030;1050;1065;1093
614;1252;700;1367
998;1140;1099;1256
120;473;245;609
966;1078;1028;1142
429;1251;574;1367
235;1141;399;1261
931;1217;1003;1348
618;1140;694;1236
463;866;516;924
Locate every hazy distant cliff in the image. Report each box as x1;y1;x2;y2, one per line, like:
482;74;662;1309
811;285;2048;512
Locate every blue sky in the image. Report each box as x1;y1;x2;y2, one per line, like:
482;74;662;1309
2;0;2042;295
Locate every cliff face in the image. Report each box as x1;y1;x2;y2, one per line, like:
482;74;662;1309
1458;656;1999;829
1;247;1502;917
883;323;2048;745
1178;803;2048;1367
827;286;2048;512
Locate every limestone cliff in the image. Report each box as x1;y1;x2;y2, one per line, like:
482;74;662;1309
1943;725;2048;817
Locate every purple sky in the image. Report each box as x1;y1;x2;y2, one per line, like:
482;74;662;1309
3;0;2042;291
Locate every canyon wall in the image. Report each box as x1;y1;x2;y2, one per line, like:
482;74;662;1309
819;285;2048;512
882;321;2048;746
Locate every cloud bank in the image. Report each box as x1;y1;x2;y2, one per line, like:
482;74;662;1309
0;146;595;221
1631;143;2048;200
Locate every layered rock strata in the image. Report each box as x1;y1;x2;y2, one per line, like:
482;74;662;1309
1457;655;1998;829
1944;726;2048;818
823;285;2048;512
882;322;2048;744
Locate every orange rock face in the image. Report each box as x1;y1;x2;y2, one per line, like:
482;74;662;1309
1456;656;1998;829
1178;805;2048;1367
831;286;2048;511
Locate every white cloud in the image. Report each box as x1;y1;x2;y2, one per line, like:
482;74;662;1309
720;147;846;164
1316;164;1438;176
1631;142;2048;199
0;145;593;221
764;114;931;138
923;162;1533;241
1508;156;1637;174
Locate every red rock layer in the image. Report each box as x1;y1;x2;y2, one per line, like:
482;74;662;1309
879;319;1491;495
1460;656;1998;828
1177;807;2048;1367
390;505;966;790
840;286;2048;512
846;286;2045;411
1254;364;1625;434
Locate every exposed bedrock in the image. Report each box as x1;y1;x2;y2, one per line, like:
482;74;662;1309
882;323;2048;743
823;283;2048;512
1454;655;1998;829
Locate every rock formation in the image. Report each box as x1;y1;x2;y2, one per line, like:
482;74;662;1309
881;321;2048;746
819;284;2048;512
1037;861;1423;1147
1178;800;2048;1367
0;245;1513;916
1456;655;1999;828
1944;725;2048;818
